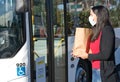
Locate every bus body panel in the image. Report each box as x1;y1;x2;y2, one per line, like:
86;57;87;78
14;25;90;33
0;12;31;82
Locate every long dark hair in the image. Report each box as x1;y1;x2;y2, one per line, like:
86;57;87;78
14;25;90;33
91;5;111;41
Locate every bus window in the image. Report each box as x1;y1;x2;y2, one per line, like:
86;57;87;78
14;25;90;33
0;0;25;58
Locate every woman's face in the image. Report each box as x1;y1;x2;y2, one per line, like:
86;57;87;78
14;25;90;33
90;9;97;23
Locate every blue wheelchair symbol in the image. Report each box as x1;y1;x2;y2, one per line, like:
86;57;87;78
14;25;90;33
17;66;26;76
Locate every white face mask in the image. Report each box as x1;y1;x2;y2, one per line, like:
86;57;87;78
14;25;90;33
89;16;96;26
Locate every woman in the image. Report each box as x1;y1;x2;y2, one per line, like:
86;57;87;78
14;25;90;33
72;5;118;82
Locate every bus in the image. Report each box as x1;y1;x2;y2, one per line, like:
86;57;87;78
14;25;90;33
0;0;33;82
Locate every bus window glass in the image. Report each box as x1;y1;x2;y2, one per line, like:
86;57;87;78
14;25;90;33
0;0;25;58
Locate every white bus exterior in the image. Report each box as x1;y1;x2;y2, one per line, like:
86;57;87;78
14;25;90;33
0;0;33;82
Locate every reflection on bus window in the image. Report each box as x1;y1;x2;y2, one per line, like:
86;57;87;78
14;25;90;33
0;0;25;58
66;0;120;36
33;15;47;37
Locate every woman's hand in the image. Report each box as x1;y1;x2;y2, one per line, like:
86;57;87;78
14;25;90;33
72;50;88;59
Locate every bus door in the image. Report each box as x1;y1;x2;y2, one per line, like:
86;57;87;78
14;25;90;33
0;0;33;82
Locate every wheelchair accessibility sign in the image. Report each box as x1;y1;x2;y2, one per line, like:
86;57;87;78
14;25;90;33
16;63;26;76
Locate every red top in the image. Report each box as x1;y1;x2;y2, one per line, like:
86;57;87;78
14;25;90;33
90;32;102;69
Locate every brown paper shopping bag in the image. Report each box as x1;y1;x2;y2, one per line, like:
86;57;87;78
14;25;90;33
72;28;92;55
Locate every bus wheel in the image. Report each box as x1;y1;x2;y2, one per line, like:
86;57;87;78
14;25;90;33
75;66;87;82
75;59;92;82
